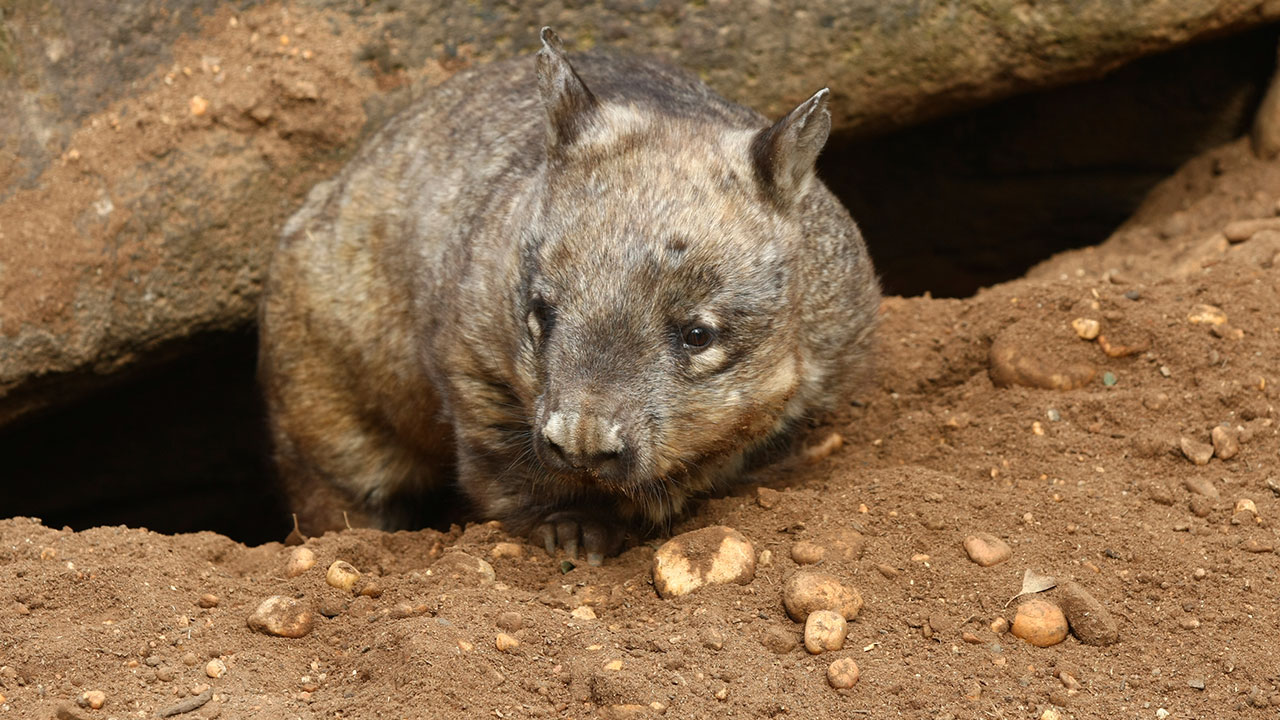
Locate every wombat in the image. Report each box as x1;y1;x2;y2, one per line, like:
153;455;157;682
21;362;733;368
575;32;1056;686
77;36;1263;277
259;28;880;563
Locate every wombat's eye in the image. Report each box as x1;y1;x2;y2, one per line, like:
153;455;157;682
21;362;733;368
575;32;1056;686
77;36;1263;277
528;296;556;337
682;326;714;351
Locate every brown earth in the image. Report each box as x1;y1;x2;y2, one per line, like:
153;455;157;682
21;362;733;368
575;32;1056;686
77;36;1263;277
3;130;1280;719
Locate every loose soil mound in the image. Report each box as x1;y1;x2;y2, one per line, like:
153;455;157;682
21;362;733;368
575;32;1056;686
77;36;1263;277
2;140;1278;719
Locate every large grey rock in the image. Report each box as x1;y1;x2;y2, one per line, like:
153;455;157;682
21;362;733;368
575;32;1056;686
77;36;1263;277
2;0;1277;424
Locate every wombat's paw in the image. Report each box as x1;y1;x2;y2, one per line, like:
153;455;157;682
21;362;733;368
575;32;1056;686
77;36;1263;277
530;511;626;566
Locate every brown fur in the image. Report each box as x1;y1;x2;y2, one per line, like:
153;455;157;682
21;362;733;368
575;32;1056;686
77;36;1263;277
259;29;880;555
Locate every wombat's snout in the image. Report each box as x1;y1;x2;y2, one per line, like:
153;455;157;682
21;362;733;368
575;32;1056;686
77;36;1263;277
537;403;633;479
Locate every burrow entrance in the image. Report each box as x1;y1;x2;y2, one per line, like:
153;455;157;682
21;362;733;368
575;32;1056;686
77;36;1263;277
4;26;1277;543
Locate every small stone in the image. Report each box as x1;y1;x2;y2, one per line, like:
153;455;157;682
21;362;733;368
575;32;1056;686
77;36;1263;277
1146;481;1175;506
1071;318;1100;340
757;549;773;567
358;579;383;598
652;526;756;599
1055;581;1118;646
325;560;361;592
1102;371;1117;387
961;631;982;644
1242;538;1275;553
284;547;316;578
1212;426;1240;460
246;595;315;638
1123;289;1141;301
756;487;781;509
182;652;198;666
1039;709;1062;720
1187;304;1227;325
1234;498;1259;522
1188;677;1206;690
989;333;1096;390
205;659;226;678
429;551;497;585
963;533;1012;567
495;633;520;652
826;658;859;689
491;542;523;560
80;690;106;710
571;606;597;621
714;687;729;701
790;541;825;565
875;564;900;579
761;626;798;654
1222;217;1280;242
1010;599;1068;647
1179;617;1201;630
496;611;524;631
1182;475;1219;498
782;571;863;622
317;596;349;618
1189;496;1214;518
195;593;219;609
803;610;848;654
1180;437;1214;466
702;628;725;651
603;659;624;672
189;95;209;117
824;529;866;562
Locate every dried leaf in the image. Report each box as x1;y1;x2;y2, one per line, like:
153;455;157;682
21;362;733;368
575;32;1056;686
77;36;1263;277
1004;568;1057;607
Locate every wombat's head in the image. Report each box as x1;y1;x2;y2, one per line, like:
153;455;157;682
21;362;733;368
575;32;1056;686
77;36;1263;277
519;29;840;518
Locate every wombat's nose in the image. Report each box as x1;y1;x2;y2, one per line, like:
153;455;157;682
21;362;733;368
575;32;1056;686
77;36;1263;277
541;410;626;473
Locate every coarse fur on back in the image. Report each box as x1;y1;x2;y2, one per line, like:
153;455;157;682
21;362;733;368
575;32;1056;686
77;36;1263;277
258;28;880;563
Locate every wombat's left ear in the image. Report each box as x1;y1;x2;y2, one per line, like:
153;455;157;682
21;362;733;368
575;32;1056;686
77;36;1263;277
536;27;600;151
751;88;831;203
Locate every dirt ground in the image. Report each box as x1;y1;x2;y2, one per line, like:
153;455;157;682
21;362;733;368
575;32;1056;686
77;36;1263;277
5;18;1280;720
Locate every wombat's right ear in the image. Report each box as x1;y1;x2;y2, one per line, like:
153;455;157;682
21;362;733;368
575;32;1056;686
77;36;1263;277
536;27;600;151
751;88;832;204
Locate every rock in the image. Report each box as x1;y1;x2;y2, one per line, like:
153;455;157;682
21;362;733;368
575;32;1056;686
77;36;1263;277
1071;318;1101;340
826;658;860;689
755;487;781;509
990;617;1010;634
761;626;798;654
652;526;756;599
1242;537;1275;553
357;579;383;598
318;596;349;618
1233;498;1259;524
989;333;1097;390
204;659;226;679
246;595;315;638
428;551;496;585
1055;581;1118;646
1145;481;1175;506
1182;476;1220;498
782;571;863;622
325;560;361;591
963;533;1013;567
495;633;520;652
571;606;598;621
496;611;524;631
1010;599;1068;647
1180;437;1214;466
195;593;219;609
79;690;106;710
284;547;316;578
824;529;866;562
1211;426;1240;460
1187;304;1228;325
790;541;825;565
804;610;849;654
490;542;524;559
1223;217;1280;242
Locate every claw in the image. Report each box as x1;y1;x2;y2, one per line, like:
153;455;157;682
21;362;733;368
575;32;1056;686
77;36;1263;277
582;522;609;566
556;521;579;560
532;523;557;557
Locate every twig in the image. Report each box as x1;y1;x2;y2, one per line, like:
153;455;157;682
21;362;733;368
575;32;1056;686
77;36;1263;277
156;689;213;718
